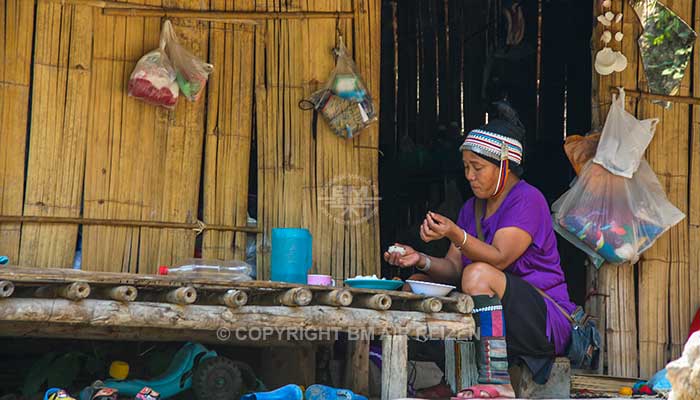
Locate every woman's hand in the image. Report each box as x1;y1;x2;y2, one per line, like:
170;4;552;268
422;211;462;243
383;243;421;268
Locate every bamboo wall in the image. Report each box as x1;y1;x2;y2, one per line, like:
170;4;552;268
0;0;381;280
591;0;700;378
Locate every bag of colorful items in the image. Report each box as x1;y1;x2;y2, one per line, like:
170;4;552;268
552;88;684;266
301;36;377;139
128;20;213;108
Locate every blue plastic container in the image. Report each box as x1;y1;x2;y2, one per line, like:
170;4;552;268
271;228;312;284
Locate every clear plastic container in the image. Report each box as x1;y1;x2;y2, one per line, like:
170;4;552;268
158;258;252;281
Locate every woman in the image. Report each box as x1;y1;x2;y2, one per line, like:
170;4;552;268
384;103;575;399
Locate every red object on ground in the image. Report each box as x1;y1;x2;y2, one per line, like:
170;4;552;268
689;308;700;340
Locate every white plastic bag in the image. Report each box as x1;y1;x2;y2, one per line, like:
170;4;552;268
553;161;684;265
592;88;658;178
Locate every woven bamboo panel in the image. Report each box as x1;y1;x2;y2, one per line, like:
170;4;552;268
591;0;641;378
0;0;33;262
20;2;93;268
690;0;700;368
637;0;692;375
81;2;205;273
255;0;381;281
202;0;256;262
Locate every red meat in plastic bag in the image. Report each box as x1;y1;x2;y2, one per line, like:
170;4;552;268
128;48;179;108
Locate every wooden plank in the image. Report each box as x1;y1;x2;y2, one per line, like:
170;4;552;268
0;299;476;339
381;335;408;400
345;339;370;395
21;2;93;268
0;0;34;263
585;262;606;375
261;346;317;388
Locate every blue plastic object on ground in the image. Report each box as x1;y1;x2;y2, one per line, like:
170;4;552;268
648;368;672;392
305;384;368;400
0;256;9;265
270;228;312;284
103;342;217;398
240;384;303;400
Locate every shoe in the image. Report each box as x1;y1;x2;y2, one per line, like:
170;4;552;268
240;384;303;400
305;384;368;400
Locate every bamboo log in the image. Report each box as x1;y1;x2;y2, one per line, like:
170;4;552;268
100;285;137;302
163;287;197;305
0;215;260;234
0;299;476;339
445;292;473;314
206;290;249;308
317;289;353;307
409;298;443;313
0;281;15;298
277;288;313;306
354;294;392;311
102;8;354;21
35;282;91;301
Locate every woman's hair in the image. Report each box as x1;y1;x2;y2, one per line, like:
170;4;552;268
475;100;526;176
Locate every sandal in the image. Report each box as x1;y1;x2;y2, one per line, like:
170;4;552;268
451;384;512;399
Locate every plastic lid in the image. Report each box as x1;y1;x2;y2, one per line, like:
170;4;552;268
158;266;169;275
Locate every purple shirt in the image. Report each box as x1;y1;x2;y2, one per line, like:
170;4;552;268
456;180;575;355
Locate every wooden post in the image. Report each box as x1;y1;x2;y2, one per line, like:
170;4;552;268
409;297;443;313
354;294;392;311
381;335;407;400
163;287;197;305
0;281;15;298
101;285;137;302
317;289;353;307
345;339;370;396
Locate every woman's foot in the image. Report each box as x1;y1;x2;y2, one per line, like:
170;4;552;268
451;384;515;399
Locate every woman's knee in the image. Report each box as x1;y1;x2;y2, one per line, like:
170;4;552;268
461;262;502;296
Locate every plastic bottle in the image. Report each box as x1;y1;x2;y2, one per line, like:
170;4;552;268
158;258;252;281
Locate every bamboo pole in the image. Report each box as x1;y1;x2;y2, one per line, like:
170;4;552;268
317;289;353;307
354;294;392;311
690;0;700;346
205;290;249;308
0;215;260;234
409;298;443;313
0;281;15;298
102;8;353;21
35;282;91;301
609;87;700;106
163;287;197;305
100;285;138;302
41;0;159;9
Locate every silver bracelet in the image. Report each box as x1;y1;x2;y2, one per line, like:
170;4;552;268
416;253;432;272
454;229;467;250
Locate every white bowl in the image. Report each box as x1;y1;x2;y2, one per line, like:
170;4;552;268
405;280;456;297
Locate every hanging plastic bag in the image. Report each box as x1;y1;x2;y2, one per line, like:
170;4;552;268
161;20;213;102
128;23;180;109
553;160;684;265
300;37;377;139
593;88;658;178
